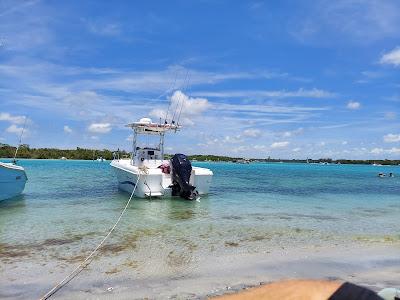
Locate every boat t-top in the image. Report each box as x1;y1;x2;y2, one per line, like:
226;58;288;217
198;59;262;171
110;117;213;200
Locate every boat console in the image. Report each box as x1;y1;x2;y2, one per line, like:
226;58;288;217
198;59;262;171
135;147;162;161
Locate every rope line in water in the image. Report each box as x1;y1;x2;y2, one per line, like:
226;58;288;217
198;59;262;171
39;173;142;300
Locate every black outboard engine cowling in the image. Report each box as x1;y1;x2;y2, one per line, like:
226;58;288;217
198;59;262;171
170;154;197;200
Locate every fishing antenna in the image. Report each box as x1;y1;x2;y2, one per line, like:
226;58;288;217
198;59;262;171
13;116;27;164
164;70;179;124
171;70;189;124
176;72;191;125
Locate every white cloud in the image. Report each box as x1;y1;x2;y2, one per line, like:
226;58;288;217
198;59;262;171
170;90;211;116
6;124;24;135
242;128;262;138
148;108;166;120
192;88;335;99
271;141;290;149
342;141;348;145
88;123;111;134
150;90;211;124
388;148;400;154
371;147;400;154
347;100;361;110
383;133;400;143
64;125;72;134
223;135;243;144
232;145;250;153
0;112;26;124
371;148;383;154
291;1;400;44
380;47;400;67
281;127;304;138
292;147;301;152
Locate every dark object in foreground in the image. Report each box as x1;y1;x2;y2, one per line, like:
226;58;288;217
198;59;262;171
329;282;383;300
213;280;385;300
170;153;198;200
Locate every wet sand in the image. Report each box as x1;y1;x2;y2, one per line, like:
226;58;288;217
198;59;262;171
1;242;399;299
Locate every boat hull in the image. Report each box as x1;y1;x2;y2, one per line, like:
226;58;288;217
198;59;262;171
0;162;27;201
110;159;212;198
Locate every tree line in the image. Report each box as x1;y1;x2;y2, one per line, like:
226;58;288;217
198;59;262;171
1;143;399;165
0;144;128;160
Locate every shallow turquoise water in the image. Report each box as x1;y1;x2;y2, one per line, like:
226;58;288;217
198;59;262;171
1;160;399;276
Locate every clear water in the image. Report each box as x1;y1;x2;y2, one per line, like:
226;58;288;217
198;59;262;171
1;160;400;289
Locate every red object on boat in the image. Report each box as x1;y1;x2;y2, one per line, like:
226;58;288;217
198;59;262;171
158;163;170;174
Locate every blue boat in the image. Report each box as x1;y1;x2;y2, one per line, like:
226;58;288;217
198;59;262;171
0;161;28;201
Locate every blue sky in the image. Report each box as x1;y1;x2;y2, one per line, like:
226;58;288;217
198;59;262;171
0;0;399;159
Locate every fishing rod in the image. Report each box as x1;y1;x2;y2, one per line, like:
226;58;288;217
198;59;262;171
13;116;27;164
176;72;191;126
164;70;179;124
171;70;189;124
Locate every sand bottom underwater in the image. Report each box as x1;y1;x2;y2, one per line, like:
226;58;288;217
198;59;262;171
1;241;399;299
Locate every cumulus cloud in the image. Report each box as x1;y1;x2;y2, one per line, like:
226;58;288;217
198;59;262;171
6;124;25;135
347;100;361;110
271;141;290;149
383;133;400;143
64;125;72;133
150;90;211;124
170;90;211;116
87;123;111;134
380;47;400;67
0;112;26;124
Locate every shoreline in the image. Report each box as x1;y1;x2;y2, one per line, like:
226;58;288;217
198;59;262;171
2;158;400;167
2;241;399;299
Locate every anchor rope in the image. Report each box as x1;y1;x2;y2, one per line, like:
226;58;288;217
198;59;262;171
39;172;142;300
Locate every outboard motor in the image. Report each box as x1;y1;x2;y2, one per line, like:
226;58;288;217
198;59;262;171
170;154;197;200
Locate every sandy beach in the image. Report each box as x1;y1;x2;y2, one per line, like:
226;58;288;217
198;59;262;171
1;241;399;299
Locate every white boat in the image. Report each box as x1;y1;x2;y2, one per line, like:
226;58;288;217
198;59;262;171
110;118;213;200
97;157;106;162
0;161;28;201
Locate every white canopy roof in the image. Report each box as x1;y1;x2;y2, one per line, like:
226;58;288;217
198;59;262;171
126;118;181;134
